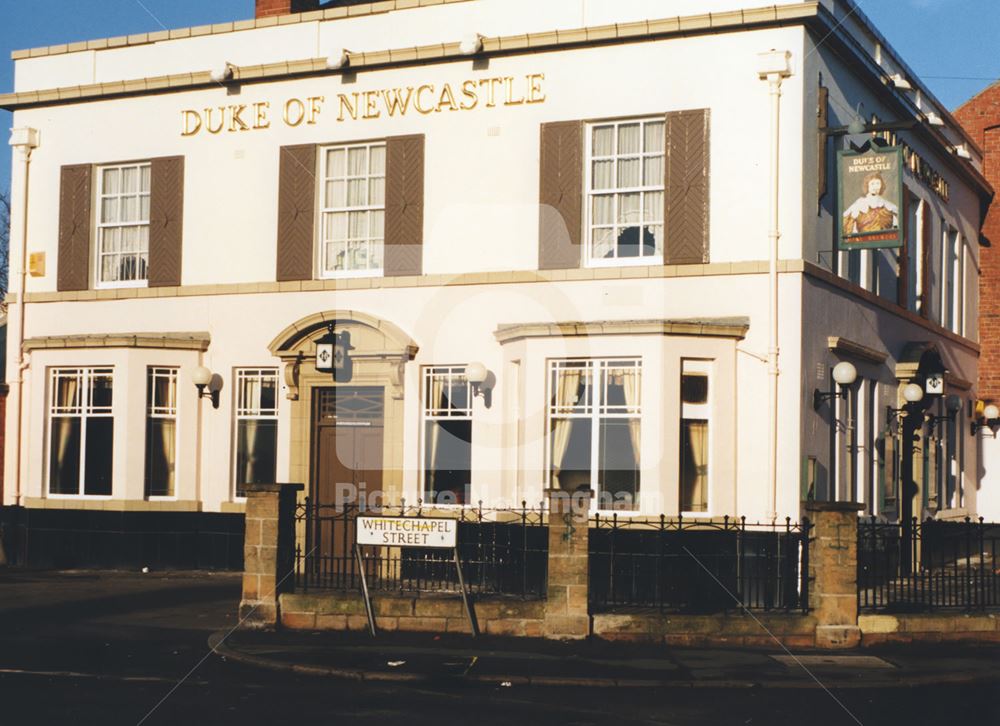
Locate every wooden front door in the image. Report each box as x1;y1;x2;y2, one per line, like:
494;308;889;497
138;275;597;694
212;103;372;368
311;386;385;506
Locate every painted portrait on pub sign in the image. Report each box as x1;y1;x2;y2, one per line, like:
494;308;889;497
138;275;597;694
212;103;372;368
837;145;904;249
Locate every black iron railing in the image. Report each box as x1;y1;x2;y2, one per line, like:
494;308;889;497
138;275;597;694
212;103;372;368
588;515;810;614
294;500;548;599
858;517;1000;612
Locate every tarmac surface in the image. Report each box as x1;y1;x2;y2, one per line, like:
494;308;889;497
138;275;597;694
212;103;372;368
216;625;1000;689
1;569;998;725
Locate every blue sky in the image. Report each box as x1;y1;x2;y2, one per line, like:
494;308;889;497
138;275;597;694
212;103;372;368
1;0;998;192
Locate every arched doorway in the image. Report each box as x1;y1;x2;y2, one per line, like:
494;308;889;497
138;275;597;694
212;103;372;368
268;310;418;506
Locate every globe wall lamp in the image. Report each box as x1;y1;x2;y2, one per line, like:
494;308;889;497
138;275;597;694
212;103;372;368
885;382;925;425
813;361;857;410
465;362;492;408
192;365;220;409
971;403;1000;438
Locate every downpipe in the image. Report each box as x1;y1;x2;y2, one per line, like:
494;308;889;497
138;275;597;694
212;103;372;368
757;52;792;523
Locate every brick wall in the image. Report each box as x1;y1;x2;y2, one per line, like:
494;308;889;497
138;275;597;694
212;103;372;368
955;84;1000;401
254;0;319;18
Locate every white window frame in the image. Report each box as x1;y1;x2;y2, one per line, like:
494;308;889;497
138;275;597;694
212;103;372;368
421;365;474;507
546;357;642;512
940;221;952;331
317;141;386;279
906;194;922;313
232;368;280;500
680;359;712;516
145;367;178;500
953;231;965;336
95;162;151;289
47;367;115;499
584;118;665;268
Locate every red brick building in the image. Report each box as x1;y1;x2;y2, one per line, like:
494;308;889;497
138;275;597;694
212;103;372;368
956;84;1000;519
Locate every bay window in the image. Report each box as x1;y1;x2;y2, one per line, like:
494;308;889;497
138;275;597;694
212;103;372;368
548;358;641;509
680;360;711;513
145;367;178;498
48;367;114;496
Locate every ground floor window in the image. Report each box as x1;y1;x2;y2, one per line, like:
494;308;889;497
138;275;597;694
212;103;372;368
422;366;472;505
680;360;710;513
234;368;279;498
549;358;641;510
48;367;114;496
145;367;178;498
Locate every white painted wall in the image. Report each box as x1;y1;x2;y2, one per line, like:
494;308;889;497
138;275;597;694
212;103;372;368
13;26;806;293
13;0;824;92
2;0;986;524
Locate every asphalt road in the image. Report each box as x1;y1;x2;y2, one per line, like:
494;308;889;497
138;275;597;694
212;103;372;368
0;570;997;726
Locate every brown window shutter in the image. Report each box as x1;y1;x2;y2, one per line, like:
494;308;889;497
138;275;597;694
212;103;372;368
276;144;317;282
148;156;185;288
384;134;424;277
538;121;583;270
57;164;93;292
664;109;710;265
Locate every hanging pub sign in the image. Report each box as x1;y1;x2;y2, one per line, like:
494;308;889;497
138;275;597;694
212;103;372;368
315;324;354;382
837;144;904;250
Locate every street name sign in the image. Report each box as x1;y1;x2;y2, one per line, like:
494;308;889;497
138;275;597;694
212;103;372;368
357;516;457;548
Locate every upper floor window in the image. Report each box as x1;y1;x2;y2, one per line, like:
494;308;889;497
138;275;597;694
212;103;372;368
96;163;150;287
48;367;114;497
319;143;386;277
586;119;664;266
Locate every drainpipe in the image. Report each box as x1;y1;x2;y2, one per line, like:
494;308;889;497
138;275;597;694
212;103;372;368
7;128;40;507
756;51;792;522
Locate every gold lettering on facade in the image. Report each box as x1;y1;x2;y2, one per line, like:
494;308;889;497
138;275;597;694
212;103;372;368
415;85;436;115
437;84;459;112
205;107;225;134
460;80;479;110
527;73;546;104
479;77;503;107
382;87;413;116
180;74;546;136
253;102;271;129
181;110;202;136
307;96;324;125
363;91;381;119
338;93;358;121
229;104;250;132
872;116;951;202
503;77;524;106
284;98;306;126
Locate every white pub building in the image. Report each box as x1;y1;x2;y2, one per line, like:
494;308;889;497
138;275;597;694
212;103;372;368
0;0;990;567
